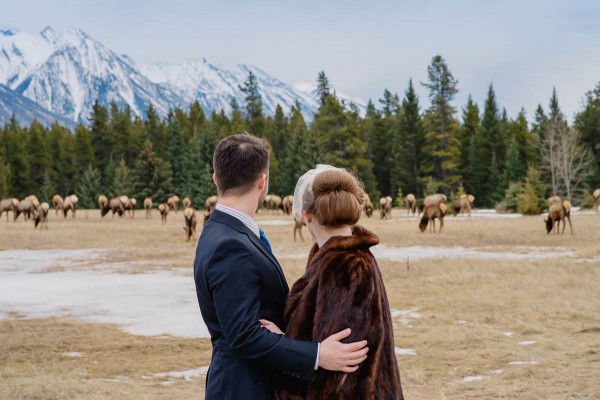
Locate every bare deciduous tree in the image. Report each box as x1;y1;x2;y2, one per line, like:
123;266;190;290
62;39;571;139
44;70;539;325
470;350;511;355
541;117;593;202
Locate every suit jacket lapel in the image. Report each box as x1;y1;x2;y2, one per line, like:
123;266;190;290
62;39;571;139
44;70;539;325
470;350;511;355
210;210;289;291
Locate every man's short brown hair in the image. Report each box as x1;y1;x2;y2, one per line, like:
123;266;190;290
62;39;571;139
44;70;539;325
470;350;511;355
213;133;270;196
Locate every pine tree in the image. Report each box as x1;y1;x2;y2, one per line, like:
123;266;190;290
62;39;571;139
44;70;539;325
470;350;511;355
365;100;392;196
311;95;378;199
282;106;315;195
502;138;525;187
420;55;461;195
167;118;186;193
26;121;51;192
517;166;546;214
77;165;103;209
144;103;168;158
379;89;399;117
239;71;264;135
39;172;57;204
134;142;174;202
480;84;504;205
392;79;423;197
315;71;331;107
3;119;30;197
574;82;600;188
89;100;112;177
0;154;12;198
460;96;481;193
112;158;135;196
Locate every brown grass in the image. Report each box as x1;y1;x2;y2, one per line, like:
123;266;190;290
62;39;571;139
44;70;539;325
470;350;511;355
1;208;600;399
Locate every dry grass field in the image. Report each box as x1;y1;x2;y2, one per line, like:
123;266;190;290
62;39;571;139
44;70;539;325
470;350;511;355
1;207;599;399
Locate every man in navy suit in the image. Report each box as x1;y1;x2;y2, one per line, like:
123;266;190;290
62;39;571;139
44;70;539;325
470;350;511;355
194;133;369;399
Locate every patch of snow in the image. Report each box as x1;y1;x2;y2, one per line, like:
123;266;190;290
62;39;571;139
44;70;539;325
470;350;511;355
62;352;84;357
394;347;417;356
390;308;421;326
508;361;538;365
463;375;487;382
490;369;505;374
0;249;209;338
153;366;209;381
518;340;537;346
503;331;515;337
104;375;132;383
372;245;576;262
455;320;468;325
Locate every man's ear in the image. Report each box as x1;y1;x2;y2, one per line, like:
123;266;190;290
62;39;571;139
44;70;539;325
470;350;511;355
212;174;217;185
257;173;267;190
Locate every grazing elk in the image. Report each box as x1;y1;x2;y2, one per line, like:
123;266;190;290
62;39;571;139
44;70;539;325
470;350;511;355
34;202;50;229
282;195;294;215
419;203;448;233
167;195;180;214
547;195;561;208
265;194;283;213
205;195;218;213
593;188;600;214
405;194;416;216
545;200;573;235
454;194;475;217
16;199;38;221
0;198;19;221
158;203;170;224
61;195;75;218
183;207;197;242
101;197;126;218
293;217;307;242
123;197;137;218
53;194;64;215
144;197;153;219
63;195;78;218
363;193;374;217
379;196;392;219
98;195;108;211
183;197;192;209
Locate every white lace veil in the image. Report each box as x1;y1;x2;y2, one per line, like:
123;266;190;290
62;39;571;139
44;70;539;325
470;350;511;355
292;164;346;221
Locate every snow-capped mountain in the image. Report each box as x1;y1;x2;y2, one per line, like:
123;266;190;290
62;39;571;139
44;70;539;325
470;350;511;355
0;25;366;125
1;26;181;123
137;59;320;118
0;84;73;128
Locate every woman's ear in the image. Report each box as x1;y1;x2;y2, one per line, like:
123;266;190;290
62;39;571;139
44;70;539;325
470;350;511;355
303;210;313;223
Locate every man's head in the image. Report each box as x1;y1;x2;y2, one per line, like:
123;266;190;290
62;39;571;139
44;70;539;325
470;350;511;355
213;133;270;200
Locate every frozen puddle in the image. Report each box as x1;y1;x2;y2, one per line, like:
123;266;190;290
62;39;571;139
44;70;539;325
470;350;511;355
372;245;576;262
0;249;209;338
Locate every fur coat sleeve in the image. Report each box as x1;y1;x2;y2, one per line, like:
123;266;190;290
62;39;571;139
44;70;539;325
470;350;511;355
275;225;403;400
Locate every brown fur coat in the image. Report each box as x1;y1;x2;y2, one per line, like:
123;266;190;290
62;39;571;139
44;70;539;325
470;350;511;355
275;225;403;400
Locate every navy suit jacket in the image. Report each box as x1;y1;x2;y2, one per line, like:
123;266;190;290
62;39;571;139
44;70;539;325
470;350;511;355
194;209;318;399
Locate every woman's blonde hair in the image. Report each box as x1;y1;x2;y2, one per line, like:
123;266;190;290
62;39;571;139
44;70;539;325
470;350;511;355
308;170;365;226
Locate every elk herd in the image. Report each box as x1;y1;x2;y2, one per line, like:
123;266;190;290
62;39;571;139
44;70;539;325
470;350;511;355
1;187;598;240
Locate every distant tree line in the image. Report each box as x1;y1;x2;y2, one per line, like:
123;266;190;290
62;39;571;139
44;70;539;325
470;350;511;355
1;55;599;212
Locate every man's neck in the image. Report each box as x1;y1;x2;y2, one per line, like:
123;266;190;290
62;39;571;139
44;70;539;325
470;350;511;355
218;196;258;218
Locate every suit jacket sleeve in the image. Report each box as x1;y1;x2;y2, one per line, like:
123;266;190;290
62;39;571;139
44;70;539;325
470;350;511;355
206;237;318;380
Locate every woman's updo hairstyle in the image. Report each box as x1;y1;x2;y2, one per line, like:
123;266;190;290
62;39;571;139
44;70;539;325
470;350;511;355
308;170;365;226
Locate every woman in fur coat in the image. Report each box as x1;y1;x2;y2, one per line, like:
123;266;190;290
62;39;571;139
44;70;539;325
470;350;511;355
261;165;403;400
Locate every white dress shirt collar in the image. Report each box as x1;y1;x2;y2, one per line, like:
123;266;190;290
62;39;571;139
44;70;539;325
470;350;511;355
215;203;260;238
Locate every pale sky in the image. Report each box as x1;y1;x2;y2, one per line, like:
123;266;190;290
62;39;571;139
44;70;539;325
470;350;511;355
3;0;600;122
